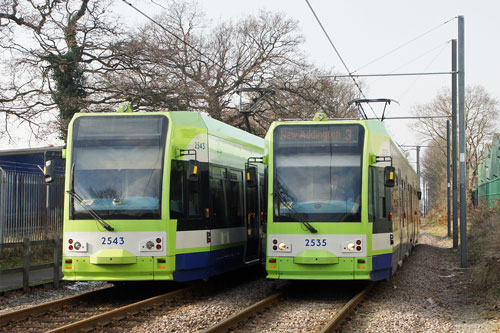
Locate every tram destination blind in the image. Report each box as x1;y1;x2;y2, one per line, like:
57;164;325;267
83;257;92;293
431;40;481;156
275;124;360;147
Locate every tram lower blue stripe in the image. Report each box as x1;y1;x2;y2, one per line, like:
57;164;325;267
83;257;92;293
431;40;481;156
370;253;392;281
173;245;245;282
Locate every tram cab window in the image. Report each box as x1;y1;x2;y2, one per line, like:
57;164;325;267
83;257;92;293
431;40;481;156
273;124;364;223
71;115;167;220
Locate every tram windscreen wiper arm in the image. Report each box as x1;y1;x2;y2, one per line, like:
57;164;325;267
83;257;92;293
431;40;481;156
274;189;318;234
67;189;115;232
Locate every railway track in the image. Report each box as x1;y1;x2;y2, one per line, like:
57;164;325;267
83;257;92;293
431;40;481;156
0;268;266;332
203;281;375;333
1;277;374;332
0;284;189;332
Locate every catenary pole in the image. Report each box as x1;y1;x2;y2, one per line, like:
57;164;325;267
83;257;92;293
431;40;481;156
447;120;451;237
427;182;430;216
423;182;427;216
458;16;467;267
452;39;459;249
416;146;421;213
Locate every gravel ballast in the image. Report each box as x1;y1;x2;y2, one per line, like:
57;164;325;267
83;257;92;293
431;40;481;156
1;226;499;332
340;228;500;332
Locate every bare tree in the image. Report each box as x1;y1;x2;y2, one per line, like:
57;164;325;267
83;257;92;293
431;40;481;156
420;138;448;211
0;0;361;141
114;2;304;113
0;0;125;141
111;1;359;135
413;86;499;205
229;68;360;135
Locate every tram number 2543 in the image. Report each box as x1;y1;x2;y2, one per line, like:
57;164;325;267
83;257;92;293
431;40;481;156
101;236;125;245
305;239;327;247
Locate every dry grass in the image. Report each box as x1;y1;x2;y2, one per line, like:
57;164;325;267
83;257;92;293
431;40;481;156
0;243;54;270
421;208;449;236
468;204;500;296
422;205;500;299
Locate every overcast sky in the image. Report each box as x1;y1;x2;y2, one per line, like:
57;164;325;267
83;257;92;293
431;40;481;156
117;0;500;165
6;0;500;166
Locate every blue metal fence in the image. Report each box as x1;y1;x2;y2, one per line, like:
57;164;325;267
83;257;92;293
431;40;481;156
0;169;64;244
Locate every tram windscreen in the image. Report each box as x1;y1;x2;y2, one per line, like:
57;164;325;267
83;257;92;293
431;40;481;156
273;124;364;222
71;115;168;220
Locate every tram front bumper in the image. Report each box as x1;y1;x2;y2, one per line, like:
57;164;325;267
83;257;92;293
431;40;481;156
62;255;175;281
266;256;372;280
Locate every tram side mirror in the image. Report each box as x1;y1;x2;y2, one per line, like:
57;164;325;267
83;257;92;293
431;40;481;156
384;166;395;188
417;190;422;200
246;166;257;188
44;160;55;184
187;160;199;182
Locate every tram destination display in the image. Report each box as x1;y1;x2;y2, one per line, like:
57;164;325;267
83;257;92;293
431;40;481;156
275;124;361;147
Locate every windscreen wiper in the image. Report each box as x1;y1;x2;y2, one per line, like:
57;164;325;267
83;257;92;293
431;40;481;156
275;188;318;234
67;189;115;232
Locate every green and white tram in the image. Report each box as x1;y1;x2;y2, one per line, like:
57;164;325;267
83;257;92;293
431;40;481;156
262;113;420;280
46;107;266;282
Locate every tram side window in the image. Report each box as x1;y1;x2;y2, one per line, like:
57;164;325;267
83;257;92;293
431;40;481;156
170;160;184;219
211;179;227;220
368;167;386;222
187;175;200;217
260;172;268;225
210;166;228;227
169;160;201;219
228;170;244;227
369;166;392;233
408;185;413;222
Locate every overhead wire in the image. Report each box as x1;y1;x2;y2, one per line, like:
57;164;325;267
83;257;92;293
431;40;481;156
125;0;378;121
370;41;450;85
399;40;450;99
121;0;227;73
150;0;167;10
122;0;306;121
365;41;449;120
351;16;457;74
304;0;378;120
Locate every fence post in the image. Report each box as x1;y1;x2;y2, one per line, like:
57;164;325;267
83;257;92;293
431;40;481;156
0;168;5;245
45;179;50;240
53;237;61;289
23;237;30;292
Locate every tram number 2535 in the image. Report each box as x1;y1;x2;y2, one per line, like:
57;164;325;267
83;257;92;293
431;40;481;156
305;239;327;247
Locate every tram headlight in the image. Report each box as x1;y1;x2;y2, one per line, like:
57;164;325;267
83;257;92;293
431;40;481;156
74;242;82;250
347;243;356;251
146;241;155;250
278;242;287;251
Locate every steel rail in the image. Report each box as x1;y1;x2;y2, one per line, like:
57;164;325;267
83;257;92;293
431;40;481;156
320;282;376;333
0;287;110;326
201;292;282;333
47;286;192;333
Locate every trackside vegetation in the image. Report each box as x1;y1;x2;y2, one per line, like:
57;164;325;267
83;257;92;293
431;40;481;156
468;204;500;296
